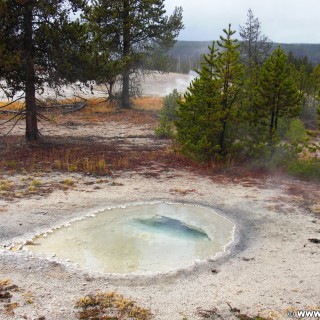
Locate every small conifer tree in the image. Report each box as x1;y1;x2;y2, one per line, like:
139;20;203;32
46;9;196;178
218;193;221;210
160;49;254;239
175;24;245;161
155;89;181;138
175;42;222;161
254;46;302;142
216;24;245;155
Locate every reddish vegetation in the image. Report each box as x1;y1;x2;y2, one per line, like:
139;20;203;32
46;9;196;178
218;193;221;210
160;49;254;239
0;100;191;177
0;98;287;184
0;135;192;175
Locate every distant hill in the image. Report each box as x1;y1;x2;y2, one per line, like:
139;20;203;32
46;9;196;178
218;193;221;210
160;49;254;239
275;43;320;65
169;41;320;73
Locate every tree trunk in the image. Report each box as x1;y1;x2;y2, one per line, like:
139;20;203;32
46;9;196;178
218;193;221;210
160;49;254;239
24;1;38;141
269;109;275;142
275;98;280;132
219;78;229;156
121;0;131;109
121;69;130;109
219;120;227;156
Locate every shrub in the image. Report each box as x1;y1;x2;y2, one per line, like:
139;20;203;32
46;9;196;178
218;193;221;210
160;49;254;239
276;118;309;145
155;89;181;138
287;158;320;181
75;292;151;320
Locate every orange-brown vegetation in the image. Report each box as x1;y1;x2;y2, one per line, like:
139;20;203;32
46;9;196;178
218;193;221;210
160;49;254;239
133;96;163;111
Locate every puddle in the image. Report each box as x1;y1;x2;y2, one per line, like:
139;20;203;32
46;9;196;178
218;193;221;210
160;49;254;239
24;203;235;274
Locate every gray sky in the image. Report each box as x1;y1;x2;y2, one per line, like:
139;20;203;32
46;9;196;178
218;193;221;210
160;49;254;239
164;0;320;43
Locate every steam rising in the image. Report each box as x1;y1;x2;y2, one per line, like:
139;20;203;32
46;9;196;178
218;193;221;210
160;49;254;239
0;72;196;102
141;71;196;97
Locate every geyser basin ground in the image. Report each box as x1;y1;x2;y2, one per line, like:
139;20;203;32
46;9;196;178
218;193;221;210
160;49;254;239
24;203;235;274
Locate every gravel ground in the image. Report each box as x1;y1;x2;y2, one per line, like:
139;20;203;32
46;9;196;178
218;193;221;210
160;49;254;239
0;167;319;320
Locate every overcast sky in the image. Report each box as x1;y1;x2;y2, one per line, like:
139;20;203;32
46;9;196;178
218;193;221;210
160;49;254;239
164;0;320;43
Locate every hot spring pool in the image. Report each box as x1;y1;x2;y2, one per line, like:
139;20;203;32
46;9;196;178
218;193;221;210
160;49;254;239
24;203;235;274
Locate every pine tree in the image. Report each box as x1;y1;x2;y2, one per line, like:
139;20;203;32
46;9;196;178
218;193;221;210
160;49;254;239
239;9;272;70
176;25;245;160
318;89;320;130
239;10;272;133
84;0;183;109
216;24;245;155
175;42;222;160
310;64;320;107
155;89;181;138
254;46;302;142
0;0;87;141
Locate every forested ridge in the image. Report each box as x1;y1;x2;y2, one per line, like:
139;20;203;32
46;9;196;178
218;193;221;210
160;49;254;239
170;41;320;73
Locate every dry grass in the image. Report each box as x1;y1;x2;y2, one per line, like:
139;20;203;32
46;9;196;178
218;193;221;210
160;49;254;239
0;179;13;192
0;278;19;317
0;96;161;129
169;188;196;196
0;278;12;287
133;96;163;111
0;101;24;111
82;98;117;114
0;135;199;192
0;173;79;199
62;178;75;186
0;128;209;185
75;292;152;320
53;154;110;175
55;98;160;126
310;203;320;214
0;135;113;176
22;291;34;304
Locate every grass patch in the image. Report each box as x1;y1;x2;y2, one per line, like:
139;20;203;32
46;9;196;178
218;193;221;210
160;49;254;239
75;292;151;320
0;141;112;176
0;173;79;199
27;185;37;193
62;178;75;186
0;180;13;192
53;156;110;175
133;96;163;111
0;134;186;177
31;179;41;187
82;98;117;114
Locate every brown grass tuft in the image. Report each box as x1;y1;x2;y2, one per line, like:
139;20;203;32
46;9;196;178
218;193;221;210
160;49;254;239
75;291;152;320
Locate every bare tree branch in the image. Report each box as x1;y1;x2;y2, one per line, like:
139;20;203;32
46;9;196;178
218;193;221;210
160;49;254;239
0;109;25;125
2;113;24;137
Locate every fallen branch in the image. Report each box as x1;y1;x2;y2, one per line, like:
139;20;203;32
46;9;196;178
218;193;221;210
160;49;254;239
62;102;86;114
0;101;87;115
0;109;24;114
